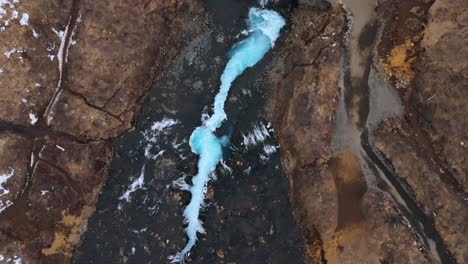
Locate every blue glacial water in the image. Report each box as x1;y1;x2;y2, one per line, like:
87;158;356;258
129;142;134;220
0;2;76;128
171;7;285;263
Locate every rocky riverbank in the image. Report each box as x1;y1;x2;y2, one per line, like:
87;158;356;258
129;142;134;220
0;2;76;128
267;0;467;263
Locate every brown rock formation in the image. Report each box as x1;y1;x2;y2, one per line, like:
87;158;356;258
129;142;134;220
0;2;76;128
0;0;204;262
412;0;468;193
370;0;468;262
372;118;467;263
267;0;467;263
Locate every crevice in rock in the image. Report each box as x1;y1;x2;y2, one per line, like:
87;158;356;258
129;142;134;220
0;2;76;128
64;88;124;123
403;100;467;201
38;158;83;196
0;121;102;144
42;0;82;125
101;75;131;110
361;131;456;264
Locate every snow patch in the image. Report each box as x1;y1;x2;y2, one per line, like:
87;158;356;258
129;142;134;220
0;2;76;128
0;168;14;196
13;256;22;264
28;112;37;124
44;15;79;124
56;145;65;151
32;28;39;38
18;12;27;25
4;48;24;58
0;0;29;31
0;168;15;213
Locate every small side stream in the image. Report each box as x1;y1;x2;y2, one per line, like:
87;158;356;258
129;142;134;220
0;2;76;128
333;1;455;263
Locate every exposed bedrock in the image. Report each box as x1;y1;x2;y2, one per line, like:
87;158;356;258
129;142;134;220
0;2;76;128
0;0;204;262
267;0;467;263
371;0;468;262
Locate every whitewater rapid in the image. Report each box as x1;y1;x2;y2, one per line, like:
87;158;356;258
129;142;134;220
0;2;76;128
170;8;285;263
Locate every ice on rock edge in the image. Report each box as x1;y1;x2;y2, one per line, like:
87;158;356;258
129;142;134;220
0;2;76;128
170;8;285;263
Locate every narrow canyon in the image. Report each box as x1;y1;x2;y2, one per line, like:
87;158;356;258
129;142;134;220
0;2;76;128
0;0;466;263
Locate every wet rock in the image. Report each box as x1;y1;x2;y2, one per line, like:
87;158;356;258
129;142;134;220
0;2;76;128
372;118;468;263
267;0;467;262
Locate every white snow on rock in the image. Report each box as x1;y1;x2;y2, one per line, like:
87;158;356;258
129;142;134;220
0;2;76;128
0;168;15;213
0;168;14;196
1;0;30;31
29;112;37;124
4;48;23;58
0;199;13;213
55;145;65;151
32;28;39;38
44;17;78;124
10;9;17;19
18;12;27;25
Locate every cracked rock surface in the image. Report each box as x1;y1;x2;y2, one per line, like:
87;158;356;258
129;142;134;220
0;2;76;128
267;0;467;263
0;0;203;262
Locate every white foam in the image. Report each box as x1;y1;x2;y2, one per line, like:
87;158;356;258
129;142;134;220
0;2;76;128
118;164;146;208
241;122;272;147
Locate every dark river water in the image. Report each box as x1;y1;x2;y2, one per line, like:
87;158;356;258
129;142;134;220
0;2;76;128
76;0;304;263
